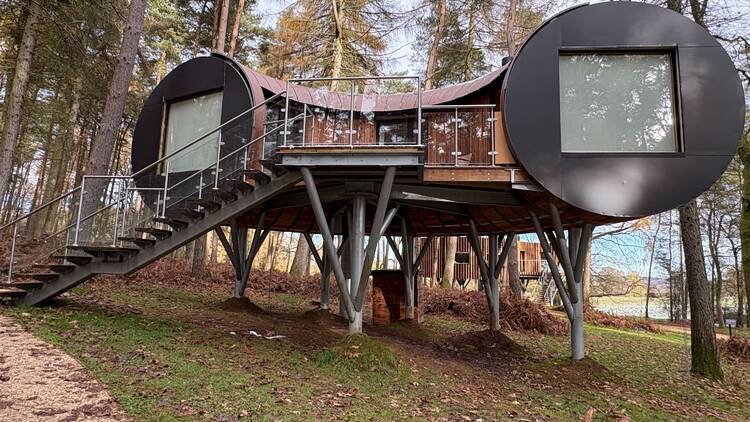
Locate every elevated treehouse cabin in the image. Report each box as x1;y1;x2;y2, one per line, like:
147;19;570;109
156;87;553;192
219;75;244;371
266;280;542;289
1;2;743;361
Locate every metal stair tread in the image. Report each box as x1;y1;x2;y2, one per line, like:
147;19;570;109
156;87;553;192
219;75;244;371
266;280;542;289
33;263;77;273
165;208;204;220
210;189;238;203
68;245;140;257
14;273;60;282
238;169;272;184
50;255;92;266
118;236;157;248
134;227;172;239
0;288;27;297
152;217;189;230
186;198;221;211
6;281;44;290
221;179;254;192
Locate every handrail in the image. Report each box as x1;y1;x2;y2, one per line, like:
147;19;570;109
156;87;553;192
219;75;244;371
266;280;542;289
130;91;285;180
0;186;81;231
0;91;285;233
60;111;304;242
422;104;496;109
164;111;305;194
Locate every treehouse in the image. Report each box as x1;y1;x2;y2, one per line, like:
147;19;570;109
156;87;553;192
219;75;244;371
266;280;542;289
1;2;743;361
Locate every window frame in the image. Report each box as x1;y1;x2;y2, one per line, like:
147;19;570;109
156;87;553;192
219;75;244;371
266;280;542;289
159;88;225;174
557;46;684;157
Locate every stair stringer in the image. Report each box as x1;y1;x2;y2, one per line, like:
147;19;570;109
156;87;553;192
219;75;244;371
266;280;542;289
17;171;303;306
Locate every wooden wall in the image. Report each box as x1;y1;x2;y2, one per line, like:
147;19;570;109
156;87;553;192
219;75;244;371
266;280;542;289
418;237;543;284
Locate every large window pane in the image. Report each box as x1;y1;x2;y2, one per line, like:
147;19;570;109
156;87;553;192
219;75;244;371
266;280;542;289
559;53;677;153
164;91;223;172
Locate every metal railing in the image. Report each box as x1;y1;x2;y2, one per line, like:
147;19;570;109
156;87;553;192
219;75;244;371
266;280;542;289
422;104;497;167
282;76;422;148
1;92;286;284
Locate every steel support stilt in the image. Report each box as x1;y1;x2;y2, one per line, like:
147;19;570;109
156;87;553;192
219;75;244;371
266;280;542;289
345;196;367;333
300;168;356;321
531;206;593;360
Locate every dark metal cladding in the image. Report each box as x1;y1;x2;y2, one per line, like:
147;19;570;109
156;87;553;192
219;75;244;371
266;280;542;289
131;54;263;181
502;1;745;218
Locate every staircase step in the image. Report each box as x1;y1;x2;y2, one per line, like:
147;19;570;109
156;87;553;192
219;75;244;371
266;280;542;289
259;159;287;176
134;227;172;240
0;288;27;298
6;281;44;290
51;255;92;266
68;245;139;260
118;236;157;248
221;179;254;193
152;217;189;230
186;198;221;211
239;169;272;184
15;273;60;283
210;189;238;203
33;264;76;274
165;208;204;221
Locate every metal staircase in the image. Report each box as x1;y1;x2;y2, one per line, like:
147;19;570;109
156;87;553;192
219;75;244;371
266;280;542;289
0;92;303;306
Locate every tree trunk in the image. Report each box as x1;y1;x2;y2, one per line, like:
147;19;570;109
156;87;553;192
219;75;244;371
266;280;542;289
329;0;344;90
679;199;723;380
508;237;522;298
215;0;230;53
505;0;518;55
431;237;440;286
424;0;447;90
740;135;750;329
228;0;246;57
0;0;41;200
645;214;662;319
210;231;218;264
82;0;146;228
441;236;457;287
192;235;206;275
289;234;310;279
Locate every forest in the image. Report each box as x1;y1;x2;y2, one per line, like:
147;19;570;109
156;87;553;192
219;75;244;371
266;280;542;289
0;0;750;420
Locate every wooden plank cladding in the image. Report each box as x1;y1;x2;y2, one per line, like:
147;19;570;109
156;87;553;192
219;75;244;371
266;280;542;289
419;237;544;285
422;167;530;183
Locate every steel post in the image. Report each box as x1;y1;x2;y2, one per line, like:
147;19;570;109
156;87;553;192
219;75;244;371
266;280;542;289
161;160;170;218
283;81;290;147
488;234;500;331
213;131;222;190
73;177;86;246
300;167;356;320
349;196;366;332
417;77;422;146
111;185;120;247
349;82;355;147
7;223;17;283
454;108;459;166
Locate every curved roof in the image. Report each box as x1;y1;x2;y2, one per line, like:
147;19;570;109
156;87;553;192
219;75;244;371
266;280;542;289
241;65;507;112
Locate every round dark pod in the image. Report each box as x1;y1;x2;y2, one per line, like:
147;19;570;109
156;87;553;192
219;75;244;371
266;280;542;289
502;2;744;218
131;54;265;198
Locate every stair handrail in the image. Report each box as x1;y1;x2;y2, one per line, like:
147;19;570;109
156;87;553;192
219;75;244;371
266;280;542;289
0;91;286;234
162;110;306;197
62;110;305;247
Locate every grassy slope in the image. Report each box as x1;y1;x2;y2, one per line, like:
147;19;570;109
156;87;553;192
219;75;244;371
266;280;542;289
3;280;749;421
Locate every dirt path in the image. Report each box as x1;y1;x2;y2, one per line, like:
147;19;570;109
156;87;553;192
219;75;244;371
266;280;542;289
0;315;128;422
652;322;731;340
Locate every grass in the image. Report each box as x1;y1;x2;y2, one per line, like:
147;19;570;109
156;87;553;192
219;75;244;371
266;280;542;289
3;279;750;421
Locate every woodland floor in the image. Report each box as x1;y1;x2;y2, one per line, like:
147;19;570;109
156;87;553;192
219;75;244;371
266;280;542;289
1;275;749;421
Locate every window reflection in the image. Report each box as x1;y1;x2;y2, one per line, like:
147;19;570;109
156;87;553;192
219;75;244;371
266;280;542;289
164;91;223;172
559;53;678;153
